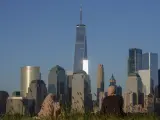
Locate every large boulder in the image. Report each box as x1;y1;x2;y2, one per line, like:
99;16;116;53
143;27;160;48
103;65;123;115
38;94;60;119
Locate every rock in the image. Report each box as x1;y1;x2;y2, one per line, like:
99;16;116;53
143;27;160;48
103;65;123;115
38;93;55;119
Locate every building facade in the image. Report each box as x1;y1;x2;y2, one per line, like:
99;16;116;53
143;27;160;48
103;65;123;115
97;64;104;102
128;48;142;75
72;71;92;113
138;70;154;95
48;65;67;103
73;5;88;72
6;97;35;115
142;52;158;94
126;74;143;104
158;69;160;98
27;80;47;114
21;66;41;97
66;71;73;106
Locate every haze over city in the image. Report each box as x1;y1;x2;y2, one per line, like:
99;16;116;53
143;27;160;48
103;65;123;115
0;0;160;98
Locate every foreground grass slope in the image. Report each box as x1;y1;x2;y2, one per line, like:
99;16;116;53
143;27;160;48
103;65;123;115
1;113;159;120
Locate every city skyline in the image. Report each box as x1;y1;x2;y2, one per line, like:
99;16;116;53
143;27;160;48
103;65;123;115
0;1;160;96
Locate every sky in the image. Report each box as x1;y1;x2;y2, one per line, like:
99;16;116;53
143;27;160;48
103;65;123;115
0;0;160;97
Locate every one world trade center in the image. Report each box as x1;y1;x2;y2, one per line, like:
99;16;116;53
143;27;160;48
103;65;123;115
73;5;88;74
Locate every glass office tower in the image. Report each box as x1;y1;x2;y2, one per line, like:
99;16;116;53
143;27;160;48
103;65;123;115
128;48;142;75
73;5;87;72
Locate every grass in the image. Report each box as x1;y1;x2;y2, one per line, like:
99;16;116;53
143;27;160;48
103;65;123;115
0;113;159;120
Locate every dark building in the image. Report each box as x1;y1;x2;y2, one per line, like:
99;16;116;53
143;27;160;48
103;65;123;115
48;65;67;104
66;72;73;107
73;5;87;72
157;69;160;98
27;80;47;114
138;92;144;106
128;48;142;76
116;86;122;96
0;91;9;114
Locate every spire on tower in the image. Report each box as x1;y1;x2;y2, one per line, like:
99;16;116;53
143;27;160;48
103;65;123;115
80;4;82;24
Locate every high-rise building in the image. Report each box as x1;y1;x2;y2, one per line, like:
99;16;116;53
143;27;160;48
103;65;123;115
128;48;142;75
126;74;143;104
158;69;160;97
21;66;41;97
97;64;104;102
27;80;47;114
117;86;122;96
72;70;92;112
73;5;88;72
48;65;67;103
66;71;73;106
138;70;154;95
142;52;158;93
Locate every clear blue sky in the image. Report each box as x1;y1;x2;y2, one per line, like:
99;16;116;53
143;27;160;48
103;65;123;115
0;0;160;96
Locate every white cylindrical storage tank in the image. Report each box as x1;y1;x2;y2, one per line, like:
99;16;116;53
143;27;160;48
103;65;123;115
21;66;40;97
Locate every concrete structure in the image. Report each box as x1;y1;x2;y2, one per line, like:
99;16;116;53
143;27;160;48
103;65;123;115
72;70;92;113
128;48;142;75
0;91;9;114
27;80;47;114
6;97;35;115
48;65;67;103
142;52;158;95
21;66;41;97
97;64;104;102
138;70;154;95
126;74;143;104
73;5;88;73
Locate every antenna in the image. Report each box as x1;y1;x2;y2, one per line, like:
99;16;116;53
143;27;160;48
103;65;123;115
80;3;82;24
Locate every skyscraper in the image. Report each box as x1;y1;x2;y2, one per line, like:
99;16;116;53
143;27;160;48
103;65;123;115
128;48;142;75
27;80;47;114
138;52;158;95
73;5;87;72
48;65;67;103
72;70;92;112
97;64;104;102
66;71;73;105
21;66;41;97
